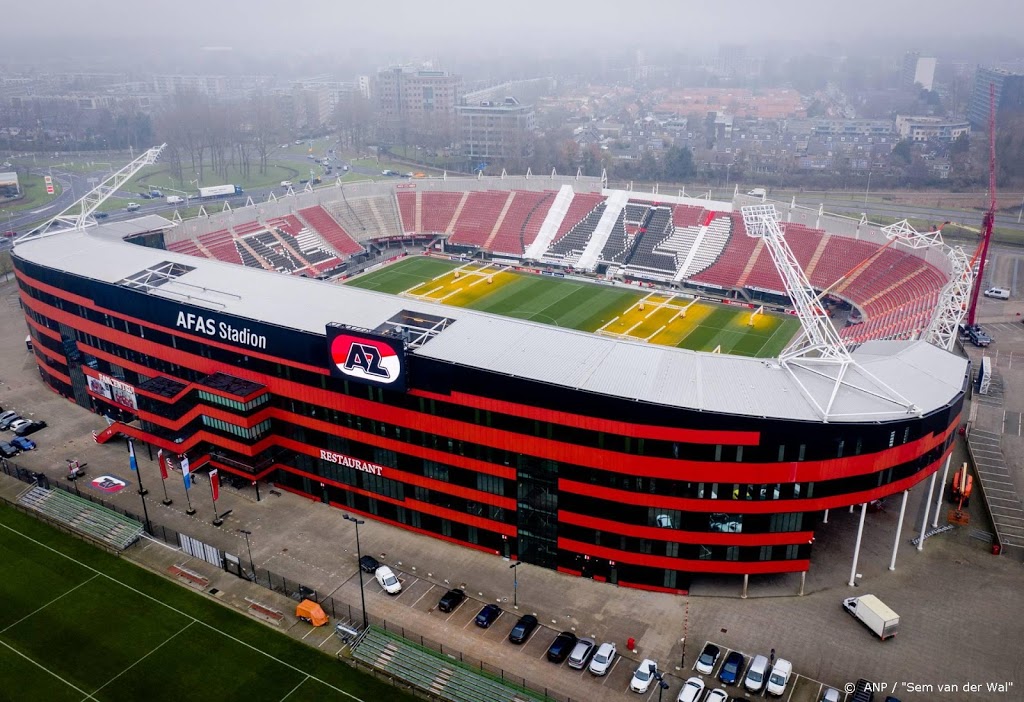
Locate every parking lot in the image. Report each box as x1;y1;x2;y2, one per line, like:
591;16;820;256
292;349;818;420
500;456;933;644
685;640;847;702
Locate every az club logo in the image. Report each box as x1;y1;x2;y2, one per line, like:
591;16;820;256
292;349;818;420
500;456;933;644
330;334;401;384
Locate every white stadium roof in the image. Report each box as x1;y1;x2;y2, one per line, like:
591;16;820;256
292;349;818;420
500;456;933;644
15;223;968;424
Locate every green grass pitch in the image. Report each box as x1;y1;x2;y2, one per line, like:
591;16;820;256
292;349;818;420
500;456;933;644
0;504;415;702
347;257;799;358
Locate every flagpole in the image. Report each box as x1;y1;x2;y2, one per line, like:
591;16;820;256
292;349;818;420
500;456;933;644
209;469;223;527
158;449;172;506
128;439;152;534
181;454;196;515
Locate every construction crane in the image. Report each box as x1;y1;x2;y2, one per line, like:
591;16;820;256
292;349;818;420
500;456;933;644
17;144;165;242
966;83;998;327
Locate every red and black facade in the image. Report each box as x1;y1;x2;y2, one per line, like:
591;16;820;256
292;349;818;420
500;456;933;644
14;252;966;594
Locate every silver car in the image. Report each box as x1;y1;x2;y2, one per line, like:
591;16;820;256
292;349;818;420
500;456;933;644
566;637;595;669
588;641;617;676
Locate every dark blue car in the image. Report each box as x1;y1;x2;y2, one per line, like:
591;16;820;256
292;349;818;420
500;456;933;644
718;650;745;685
12;437;35;451
474;604;501;628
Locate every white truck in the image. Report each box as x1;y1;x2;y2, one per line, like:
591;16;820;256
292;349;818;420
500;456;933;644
747;187;767;198
842;595;899;640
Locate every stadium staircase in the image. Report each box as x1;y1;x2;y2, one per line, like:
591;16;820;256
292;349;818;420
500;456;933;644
415;192;423;232
445;193;470;235
577;190;629;270
735;239;766;289
524;184;574;259
482;192;517;252
803;234;831;280
353;627;545;702
18;486;144;551
92;422;128;444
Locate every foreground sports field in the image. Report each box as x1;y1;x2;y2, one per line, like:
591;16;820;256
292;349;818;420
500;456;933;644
0;504;414;702
347;256;800;358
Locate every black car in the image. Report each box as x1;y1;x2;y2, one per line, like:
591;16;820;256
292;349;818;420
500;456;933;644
15;421;46;437
437;588;466;613
358;555;381;573
718;650;745;685
0;441;18;458
546;631;577;662
507;614;538;644
474;604;501;628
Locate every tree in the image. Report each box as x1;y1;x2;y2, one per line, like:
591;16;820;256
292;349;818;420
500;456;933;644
663;145;694;181
891;139;913;166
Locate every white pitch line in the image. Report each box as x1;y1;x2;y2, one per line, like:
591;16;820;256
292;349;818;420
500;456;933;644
279;675;312;701
0;573;99;635
0;522;370;702
90;621;194;696
0;639;98;700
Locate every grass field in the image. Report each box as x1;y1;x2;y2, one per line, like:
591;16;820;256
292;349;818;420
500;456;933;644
347;257;799;358
0;503;414;702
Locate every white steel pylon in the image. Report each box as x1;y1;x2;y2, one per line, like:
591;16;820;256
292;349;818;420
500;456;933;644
20;144;165;240
741;204;850;363
880;219;974;352
741;204;919;420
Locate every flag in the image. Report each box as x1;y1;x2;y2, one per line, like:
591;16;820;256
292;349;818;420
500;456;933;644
181;455;191;490
210;469;220;502
128;439;138;472
158;449;168;480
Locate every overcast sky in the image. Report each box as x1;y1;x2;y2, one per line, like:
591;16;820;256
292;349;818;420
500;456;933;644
8;0;1023;66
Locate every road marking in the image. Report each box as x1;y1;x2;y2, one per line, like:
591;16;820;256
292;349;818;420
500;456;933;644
410;583;435;608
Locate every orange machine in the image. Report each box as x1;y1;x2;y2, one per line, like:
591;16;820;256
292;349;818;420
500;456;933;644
296;599;328;627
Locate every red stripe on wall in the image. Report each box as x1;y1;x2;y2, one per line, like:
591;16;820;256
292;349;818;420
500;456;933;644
558;537;810;574
409;388;760;446
558;510;814;546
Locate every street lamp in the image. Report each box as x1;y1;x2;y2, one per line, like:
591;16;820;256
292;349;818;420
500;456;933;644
343;514;368;629
649;663;670;702
237;528;255;581
509;561;522;608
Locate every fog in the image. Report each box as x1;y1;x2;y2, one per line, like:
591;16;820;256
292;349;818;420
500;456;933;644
7;0;1023;68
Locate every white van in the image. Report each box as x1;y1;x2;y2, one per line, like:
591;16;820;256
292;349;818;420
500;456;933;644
744;654;770;693
984;288;1010;300
166;195;184;205
374;565;402;594
766;658;793;696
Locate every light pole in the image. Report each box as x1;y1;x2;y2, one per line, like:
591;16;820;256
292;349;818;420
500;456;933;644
343;514;368;629
237;529;255;581
864;171;872;207
649;663;670;702
509;561;522;608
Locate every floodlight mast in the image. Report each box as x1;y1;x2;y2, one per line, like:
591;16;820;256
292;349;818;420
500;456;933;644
878;219;974;352
741;204;851;364
20;144;166;240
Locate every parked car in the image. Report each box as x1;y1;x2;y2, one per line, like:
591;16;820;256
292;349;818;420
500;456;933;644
718;650;745;685
704;690;729;702
374;565;401;594
473;603;501;628
630;659;657;693
507;614;538;644
967;326;992;347
8;418;31;433
358;555;380;573
436;588;465;613
766;658;793;696
15;421;46;437
677;676;705;702
11;436;35;451
820;688;841;702
566;636;595;669
588;641;616;675
695;642;720;674
743;655;770;694
545;631;577;663
0;410;20;429
0;441;18;458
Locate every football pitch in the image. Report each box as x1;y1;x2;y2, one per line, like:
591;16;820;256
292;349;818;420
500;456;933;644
348;256;799;358
0;504;413;702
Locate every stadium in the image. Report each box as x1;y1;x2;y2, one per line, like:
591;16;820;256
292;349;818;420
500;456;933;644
12;167;969;594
